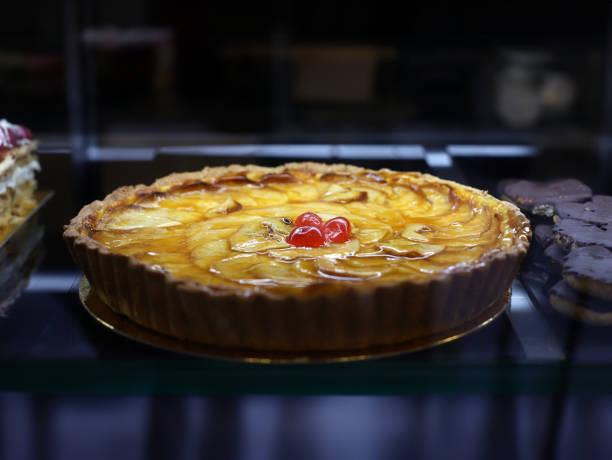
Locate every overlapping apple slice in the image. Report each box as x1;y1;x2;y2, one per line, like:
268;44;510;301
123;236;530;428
99;205;200;230
322;184;368;204
377;239;444;258
229;217;293;252
190;229;234;270
283;183;326;202
268;238;360;261
210;253;316;287
316;256;393;279
243;187;289;207
354;226;392;244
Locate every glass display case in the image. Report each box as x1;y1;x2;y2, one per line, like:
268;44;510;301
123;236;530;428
1;146;611;395
2;1;612;459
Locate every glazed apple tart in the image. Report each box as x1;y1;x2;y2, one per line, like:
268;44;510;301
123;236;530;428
64;163;530;351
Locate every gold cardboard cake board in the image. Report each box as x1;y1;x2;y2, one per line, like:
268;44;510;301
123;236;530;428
79;277;510;364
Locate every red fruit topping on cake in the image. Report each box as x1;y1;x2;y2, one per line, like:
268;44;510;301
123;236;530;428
323;217;351;243
287;213;352;247
294;212;323;229
286;226;326;248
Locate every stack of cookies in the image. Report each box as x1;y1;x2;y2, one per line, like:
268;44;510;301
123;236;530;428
500;179;612;324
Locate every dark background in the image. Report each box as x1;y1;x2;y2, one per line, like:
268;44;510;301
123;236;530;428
2;2;612;460
2;2;610;146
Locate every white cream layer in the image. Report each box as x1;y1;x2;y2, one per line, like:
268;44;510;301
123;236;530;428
0;159;41;195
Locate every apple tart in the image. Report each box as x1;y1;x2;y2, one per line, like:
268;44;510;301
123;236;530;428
64;163;530;351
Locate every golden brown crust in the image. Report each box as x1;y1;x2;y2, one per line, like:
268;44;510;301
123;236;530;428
63;162;531;351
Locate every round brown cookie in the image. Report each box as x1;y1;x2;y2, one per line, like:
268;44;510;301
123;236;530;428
553;218;612;251
503;179;592;217
549;280;612;324
534;224;554;247
544;242;567;275
496;178;519;199
554;195;612;225
562;245;612;301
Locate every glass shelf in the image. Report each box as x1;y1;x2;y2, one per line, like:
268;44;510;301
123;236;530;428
2;278;612;395
1;151;611;395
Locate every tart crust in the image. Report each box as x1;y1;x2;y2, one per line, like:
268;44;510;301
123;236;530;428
64;162;531;351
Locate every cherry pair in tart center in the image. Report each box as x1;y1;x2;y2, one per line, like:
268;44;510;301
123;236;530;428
286;212;351;248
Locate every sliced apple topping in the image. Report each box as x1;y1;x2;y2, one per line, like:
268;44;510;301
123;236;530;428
377;239;444;258
99;206;199;230
355;226;391;244
204;196;242;217
183;219;249;252
191;239;231;270
88;166;525;290
269;238;360;261
353;186;387;205
247;188;289;206
322;184;368;204
390;186;423;209
224;191;258;208
152;193;229;213
401;223;433;242
284;184;322;202
210;253;315;286
230;218;293;252
316;256;392;279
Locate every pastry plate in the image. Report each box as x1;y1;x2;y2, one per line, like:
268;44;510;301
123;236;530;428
79;277;511;364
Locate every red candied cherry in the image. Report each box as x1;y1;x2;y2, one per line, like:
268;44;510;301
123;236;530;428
286;225;325;248
323;217;351;243
294;212;323;229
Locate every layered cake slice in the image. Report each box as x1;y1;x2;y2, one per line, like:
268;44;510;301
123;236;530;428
0;119;40;232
